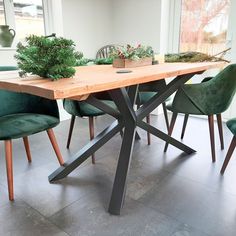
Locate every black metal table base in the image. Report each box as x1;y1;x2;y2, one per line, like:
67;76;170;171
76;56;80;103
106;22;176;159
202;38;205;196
48;72;201;215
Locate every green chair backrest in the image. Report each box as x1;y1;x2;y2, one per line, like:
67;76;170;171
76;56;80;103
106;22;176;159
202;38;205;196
181;64;236;115
0;90;59;118
0;66;59;118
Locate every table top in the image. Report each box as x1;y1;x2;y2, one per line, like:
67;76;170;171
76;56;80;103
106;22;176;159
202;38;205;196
0;62;225;100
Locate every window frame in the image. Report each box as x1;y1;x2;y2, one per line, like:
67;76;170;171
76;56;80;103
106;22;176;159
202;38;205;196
2;0;46;47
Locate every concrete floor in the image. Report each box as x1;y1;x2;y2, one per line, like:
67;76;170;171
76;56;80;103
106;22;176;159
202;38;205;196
0;114;236;236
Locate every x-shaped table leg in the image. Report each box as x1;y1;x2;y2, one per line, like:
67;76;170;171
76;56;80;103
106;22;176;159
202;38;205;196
49;72;203;215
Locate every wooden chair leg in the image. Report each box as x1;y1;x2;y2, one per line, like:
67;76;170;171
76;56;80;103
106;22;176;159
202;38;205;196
164;112;178;152
23;137;32;162
5;140;14;201
216;114;224;150
47;129;64;166
208;115;216;162
146;114;151;145
220;136;236;174
162;102;169;131
181;114;189;139
66;115;76;149
89;117;95;164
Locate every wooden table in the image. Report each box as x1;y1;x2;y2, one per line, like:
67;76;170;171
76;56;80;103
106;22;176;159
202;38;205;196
0;62;225;215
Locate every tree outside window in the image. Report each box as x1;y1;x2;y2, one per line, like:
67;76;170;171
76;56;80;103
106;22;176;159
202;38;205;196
180;0;230;55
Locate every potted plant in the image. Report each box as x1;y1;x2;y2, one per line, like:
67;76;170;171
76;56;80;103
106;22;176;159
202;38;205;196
15;34;81;80
110;44;153;68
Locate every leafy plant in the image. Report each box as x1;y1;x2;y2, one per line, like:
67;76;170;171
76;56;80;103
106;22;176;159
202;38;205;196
94;57;113;65
15;35;81;80
76;57;94;66
110;44;153;60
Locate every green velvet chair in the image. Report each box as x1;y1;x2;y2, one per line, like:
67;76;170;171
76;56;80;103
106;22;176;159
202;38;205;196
164;64;236;162
167;76;224;146
137;80;170;145
0;66;64;201
65;45;120;163
220;118;236;174
63;98;115;164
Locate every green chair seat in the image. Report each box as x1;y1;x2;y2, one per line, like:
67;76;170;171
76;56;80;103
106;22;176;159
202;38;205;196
63;99;116;117
226;118;236;136
0;113;59;140
165;96;203;115
139;92;172;104
139;92;156;104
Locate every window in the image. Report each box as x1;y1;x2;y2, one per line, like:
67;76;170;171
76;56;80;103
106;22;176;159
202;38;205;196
0;0;45;46
0;0;5;25
179;0;230;55
13;0;45;41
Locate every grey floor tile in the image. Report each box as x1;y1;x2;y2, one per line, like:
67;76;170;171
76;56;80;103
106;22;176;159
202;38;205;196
50;193;207;236
0;114;236;236
0;199;68;236
11;160;115;218
138;174;236;236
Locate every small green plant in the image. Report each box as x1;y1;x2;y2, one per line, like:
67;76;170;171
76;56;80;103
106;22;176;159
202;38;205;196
110;44;153;60
94;57;113;65
15;35;81;80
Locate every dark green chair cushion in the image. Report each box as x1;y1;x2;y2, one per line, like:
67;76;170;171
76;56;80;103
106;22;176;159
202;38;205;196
226;118;236;136
137;79;171;105
0;113;59;140
166;77;213;114
138;92;156;104
169;64;236;115
0;66;60;140
138;92;172;104
0;90;59;118
63;99;116;117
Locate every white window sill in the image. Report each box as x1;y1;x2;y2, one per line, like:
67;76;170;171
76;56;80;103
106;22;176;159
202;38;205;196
0;47;16;51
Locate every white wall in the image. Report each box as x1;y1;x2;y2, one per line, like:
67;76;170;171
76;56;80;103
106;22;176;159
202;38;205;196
0;48;17;65
61;0;113;58
111;0;162;53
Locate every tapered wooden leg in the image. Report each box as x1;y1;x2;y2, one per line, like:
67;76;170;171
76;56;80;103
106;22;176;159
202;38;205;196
23;137;32;163
5;140;14;201
220;136;236;174
181;114;189;139
89;117;95;164
208;115;216;162
164;112;178;152
66;115;76;149
216;114;224;150
162;102;169;131
47;129;64;166
146;114;151;145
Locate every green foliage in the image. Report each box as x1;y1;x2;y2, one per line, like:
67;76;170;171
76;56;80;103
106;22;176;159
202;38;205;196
76;58;94;66
15;35;80;80
165;51;227;63
110;44;153;60
94;57;113;65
